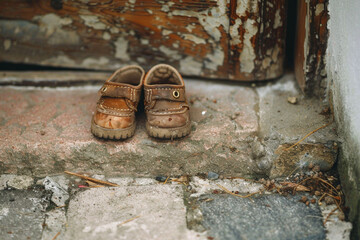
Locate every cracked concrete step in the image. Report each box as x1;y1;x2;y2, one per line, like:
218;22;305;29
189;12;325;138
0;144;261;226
0;79;259;177
0;74;337;178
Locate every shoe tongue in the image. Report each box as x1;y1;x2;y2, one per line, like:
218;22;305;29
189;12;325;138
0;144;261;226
150;66;180;85
110;68;142;86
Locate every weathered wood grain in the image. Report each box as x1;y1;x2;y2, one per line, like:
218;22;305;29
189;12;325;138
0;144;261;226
0;0;286;81
230;0;286;80
295;0;329;95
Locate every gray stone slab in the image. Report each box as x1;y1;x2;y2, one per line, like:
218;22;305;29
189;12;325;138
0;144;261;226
63;185;205;240
41;209;67;240
0;189;50;240
0;174;34;190
200;194;326;240
43;176;69;206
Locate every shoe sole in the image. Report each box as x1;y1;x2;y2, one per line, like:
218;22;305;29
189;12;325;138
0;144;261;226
91;118;136;140
146;121;191;139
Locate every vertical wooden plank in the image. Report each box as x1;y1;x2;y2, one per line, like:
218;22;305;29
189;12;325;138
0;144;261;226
294;0;329;96
295;0;306;91
229;0;286;80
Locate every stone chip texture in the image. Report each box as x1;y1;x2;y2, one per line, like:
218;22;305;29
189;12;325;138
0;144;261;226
270;143;338;178
0;189;50;240
0;174;34;190
200;194;326;240
62;185;204;240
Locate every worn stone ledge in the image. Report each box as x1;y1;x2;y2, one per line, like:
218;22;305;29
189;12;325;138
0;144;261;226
0;74;338;178
0;79;260;177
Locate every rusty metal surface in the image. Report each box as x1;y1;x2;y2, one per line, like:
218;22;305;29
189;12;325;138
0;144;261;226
0;0;286;81
295;0;329;95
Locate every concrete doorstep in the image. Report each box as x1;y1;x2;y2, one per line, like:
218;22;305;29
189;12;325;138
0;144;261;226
0;74;337;179
0;73;350;239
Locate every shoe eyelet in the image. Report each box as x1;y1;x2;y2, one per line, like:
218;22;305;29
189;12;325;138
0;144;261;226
173;90;180;99
101;86;107;93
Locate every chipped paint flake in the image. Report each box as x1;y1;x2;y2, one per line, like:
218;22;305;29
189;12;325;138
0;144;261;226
236;0;259;17
274;9;282;29
262;57;272;69
41;55;76;66
159;46;181;60
205;48;224;71
137;57;146;63
173;0;228;41
114;37;130;61
180;56;202;75
183;34;206;44
315;3;324;16
3;39;11;51
161;5;170;12
82;57;109;67
34;13;72;27
162;29;172;35
80;15;106;30
110;27;119;34
271;45;280;62
230;18;242;45
185;24;196;33
239;19;258;73
140;39;149;45
102;32;111;40
32;14;79;45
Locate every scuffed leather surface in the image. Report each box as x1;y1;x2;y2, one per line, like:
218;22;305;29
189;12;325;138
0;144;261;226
94;111;134;129
144;64;190;129
147;112;189;128
93;66;144;129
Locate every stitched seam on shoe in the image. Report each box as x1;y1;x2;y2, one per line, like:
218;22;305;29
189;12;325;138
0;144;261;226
145;89;152;102
99;103;132;112
104;85;140;90
97;109;133;117
99;112;132;117
146;109;187;115
161;107;184;111
147;88;184;90
147;111;185;115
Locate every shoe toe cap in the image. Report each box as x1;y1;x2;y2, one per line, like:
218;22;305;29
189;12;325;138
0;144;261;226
94;111;134;129
147;111;189;128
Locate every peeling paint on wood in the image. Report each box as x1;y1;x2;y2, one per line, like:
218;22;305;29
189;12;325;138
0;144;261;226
230;0;286;80
0;0;286;81
295;0;329;96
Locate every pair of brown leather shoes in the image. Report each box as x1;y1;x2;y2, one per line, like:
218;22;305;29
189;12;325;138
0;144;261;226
91;64;191;140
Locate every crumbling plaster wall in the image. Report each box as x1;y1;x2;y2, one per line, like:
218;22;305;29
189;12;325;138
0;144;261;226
327;0;360;238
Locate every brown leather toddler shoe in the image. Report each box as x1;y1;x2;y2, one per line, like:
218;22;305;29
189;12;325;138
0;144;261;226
91;65;144;139
144;64;191;139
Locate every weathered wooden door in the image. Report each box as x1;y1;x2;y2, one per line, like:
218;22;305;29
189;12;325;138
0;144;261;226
0;0;286;81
